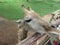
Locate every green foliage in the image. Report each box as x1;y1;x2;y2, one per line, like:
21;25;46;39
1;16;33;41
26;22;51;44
53;0;60;2
0;0;60;20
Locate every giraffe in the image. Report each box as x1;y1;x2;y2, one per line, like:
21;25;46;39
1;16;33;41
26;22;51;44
16;5;60;45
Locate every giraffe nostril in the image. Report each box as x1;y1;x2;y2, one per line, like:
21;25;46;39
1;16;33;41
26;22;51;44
56;17;59;19
58;16;60;18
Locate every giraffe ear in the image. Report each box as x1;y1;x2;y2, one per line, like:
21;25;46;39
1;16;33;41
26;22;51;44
16;19;22;24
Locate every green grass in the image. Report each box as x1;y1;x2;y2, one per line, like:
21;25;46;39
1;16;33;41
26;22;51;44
0;0;24;20
0;0;60;20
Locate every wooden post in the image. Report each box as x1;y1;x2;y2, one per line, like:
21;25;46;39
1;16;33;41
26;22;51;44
19;5;60;45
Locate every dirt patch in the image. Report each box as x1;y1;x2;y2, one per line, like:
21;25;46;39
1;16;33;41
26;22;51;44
0;17;18;45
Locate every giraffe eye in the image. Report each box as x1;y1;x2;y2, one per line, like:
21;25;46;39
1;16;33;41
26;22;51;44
25;19;32;22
